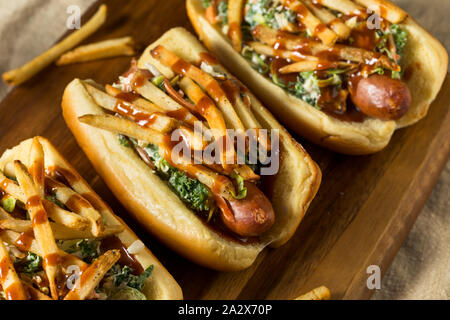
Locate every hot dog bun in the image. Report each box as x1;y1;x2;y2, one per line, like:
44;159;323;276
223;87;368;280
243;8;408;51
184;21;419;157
186;0;448;155
0;137;182;300
62;28;321;271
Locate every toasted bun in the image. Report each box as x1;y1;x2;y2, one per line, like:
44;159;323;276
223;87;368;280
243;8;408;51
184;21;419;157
0;137;182;300
62;28;321;271
187;0;448;155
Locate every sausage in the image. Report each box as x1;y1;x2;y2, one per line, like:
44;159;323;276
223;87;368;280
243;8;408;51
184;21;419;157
219;182;275;237
349;74;411;121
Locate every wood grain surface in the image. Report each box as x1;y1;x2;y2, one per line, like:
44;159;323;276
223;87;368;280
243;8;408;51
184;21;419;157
0;0;449;299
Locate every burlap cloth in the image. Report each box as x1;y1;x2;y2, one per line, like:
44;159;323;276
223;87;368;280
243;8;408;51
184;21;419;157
0;0;448;300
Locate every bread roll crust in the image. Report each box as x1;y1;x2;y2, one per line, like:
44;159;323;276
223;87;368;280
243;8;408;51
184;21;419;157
62;28;321;271
186;0;448;155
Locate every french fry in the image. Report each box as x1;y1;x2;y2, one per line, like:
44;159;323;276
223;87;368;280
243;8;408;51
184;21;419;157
177;125;209;151
178;77;227;138
14;160;60;299
295;286;331;300
130;70;200;126
83;82;178;134
105;84;165;114
0;218;123;240
158;142;236;200
279;60;340;73
0;230;42;255
29;137;45;198
0;241;28;300
79;114;165;146
354;0;408;23
228;0;245;51
0;207;12;219
56;37;136;66
2;5;107;86
22;282;52;300
151;46;245;132
205;2;217;24
45;177;104;237
0;172;90;230
64;250;120;300
220;79;263;130
251;25;400;71
179;77;234;171
163;78;198;114
283;0;337;46
247;41;317;62
317;0;366;17
303;0;351;39
234;165;260;181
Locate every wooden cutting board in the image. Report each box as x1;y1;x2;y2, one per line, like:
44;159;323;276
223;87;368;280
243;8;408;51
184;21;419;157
0;0;449;300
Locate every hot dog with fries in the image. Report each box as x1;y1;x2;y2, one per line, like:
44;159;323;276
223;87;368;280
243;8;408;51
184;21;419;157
62;28;321;271
187;0;448;154
0;137;181;300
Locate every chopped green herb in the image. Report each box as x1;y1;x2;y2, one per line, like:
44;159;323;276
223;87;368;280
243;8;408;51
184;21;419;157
242;46;269;74
118;134;131;147
1;195;16;213
202;0;212;9
111;265;154;291
218;1;228;26
230;172;247;200
14;252;42;275
390;24;408;55
144;145;212;212
63;239;100;263
152;75;165;88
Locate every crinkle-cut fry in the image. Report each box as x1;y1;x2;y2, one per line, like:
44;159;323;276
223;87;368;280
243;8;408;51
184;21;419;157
22;282;52;300
295;286;331;300
247;41;317;62
105;84;165;114
29;137;45;198
0;173;90;230
151;46;245;132
56;36;136;66
79;113;165;146
45;177;104;237
283;0;337;46
354;0;408;24
14;160;60;300
64;250;120;300
130;70;200;126
251;25;399;71
2;4;107;86
0;218;123;240
303;0;351;39
83;82;178;134
317;0;366;17
228;0;245;51
0;241;28;300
